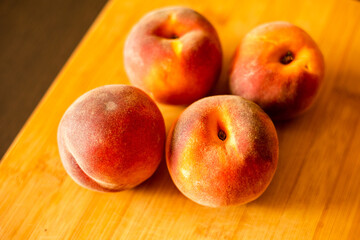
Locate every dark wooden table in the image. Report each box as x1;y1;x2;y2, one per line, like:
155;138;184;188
0;0;108;158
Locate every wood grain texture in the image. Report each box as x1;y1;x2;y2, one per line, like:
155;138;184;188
1;0;360;239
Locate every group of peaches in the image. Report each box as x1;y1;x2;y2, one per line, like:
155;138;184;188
57;7;324;207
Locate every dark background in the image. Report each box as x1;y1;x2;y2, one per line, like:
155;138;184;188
0;0;108;159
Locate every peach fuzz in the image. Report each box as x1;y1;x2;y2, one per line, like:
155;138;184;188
57;85;165;192
124;6;222;105
230;21;325;120
166;95;278;207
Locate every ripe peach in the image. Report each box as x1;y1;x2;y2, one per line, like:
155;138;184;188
166;95;278;207
230;21;325;120
124;6;222;105
57;85;165;192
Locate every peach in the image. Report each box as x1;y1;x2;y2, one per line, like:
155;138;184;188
57;85;165;192
230;21;325;120
124;6;222;105
166;95;278;207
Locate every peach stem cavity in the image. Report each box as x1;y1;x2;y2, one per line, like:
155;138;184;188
218;129;226;141
280;51;294;65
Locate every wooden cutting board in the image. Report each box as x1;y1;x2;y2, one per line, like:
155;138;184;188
1;0;360;239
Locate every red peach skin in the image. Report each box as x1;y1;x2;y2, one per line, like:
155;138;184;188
166;95;279;207
124;6;222;105
230;21;325;120
57;85;166;192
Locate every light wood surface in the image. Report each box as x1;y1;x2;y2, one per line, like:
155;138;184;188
1;0;360;239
